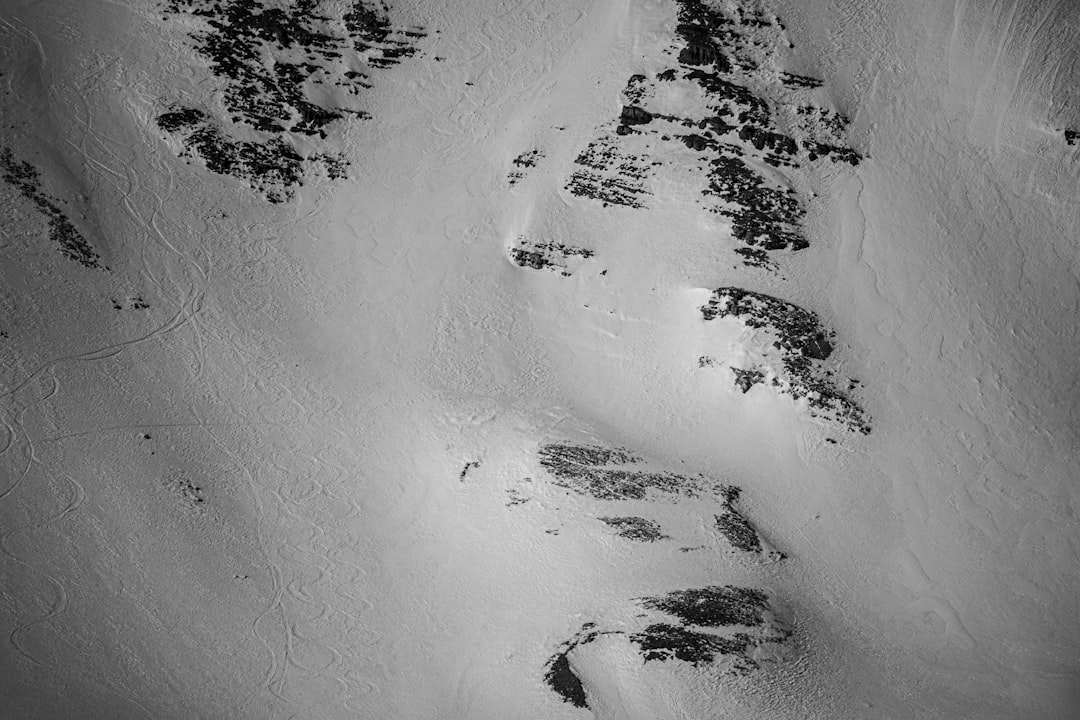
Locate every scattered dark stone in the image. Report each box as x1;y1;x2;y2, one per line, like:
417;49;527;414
733;246;776;271
538;443;707;500
164;474;206;505
599;516;669;542
0;147;103;268
803;140;861;166
779;71;822;89
565;147;650;208
657;68;677;82
459;460;480;481
738;125;797;156
731;367;765;393
1067;129;1079;146
509;238;593;275
512;149;542;168
505;489;530;507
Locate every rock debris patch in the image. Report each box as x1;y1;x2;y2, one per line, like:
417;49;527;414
0;148;103;268
158;0;425;201
544;585;794;709
562;0;862;266
630;585;792;671
509;238;594;276
537;443;711;500
714;485;784;559
701;287;871;433
507;149;543;186
598;516;670;542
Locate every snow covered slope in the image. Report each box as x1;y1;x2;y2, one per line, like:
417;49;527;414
1;0;1078;718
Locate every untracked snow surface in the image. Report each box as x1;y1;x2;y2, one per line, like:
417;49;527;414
1;0;1079;718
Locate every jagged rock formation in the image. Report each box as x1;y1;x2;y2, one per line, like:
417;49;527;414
158;0;424;201
701;287;870;433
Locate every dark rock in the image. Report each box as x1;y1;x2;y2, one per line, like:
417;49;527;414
701;287;833;359
599;516;669;542
624;74;649;103
158;1;424;200
804;140;861;166
678;42;727;69
638;585;769;628
701;288;870;433
779;71;822;89
733;247;776;271
731;367;765;393
682;133;710;151
738;125;798;156
538;443;707;500
509;238;593;276
1065;129;1078;145
544;653;589;708
0;148;102;268
620;106;653;125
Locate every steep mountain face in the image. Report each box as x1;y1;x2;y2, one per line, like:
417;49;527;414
1;0;1079;719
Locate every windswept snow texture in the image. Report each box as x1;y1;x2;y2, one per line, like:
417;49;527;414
0;148;102;268
702;287;870;433
563;0;861;266
158;0;424;200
